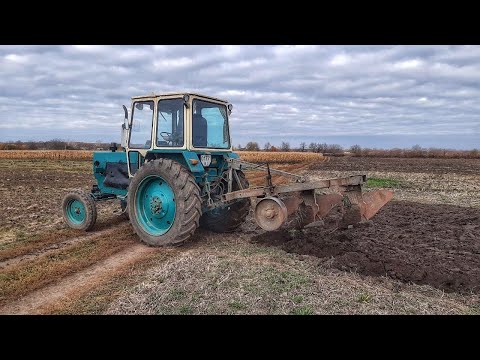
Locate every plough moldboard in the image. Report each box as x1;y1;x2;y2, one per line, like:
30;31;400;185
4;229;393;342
223;159;394;231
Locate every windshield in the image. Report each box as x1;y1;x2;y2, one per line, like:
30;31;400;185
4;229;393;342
192;99;230;149
129;101;154;149
157;98;184;147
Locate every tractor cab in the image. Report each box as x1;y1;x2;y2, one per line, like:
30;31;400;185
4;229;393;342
122;93;234;177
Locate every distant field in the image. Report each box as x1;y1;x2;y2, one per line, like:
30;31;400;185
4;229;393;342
237;151;326;164
0;150;92;160
0;150;327;164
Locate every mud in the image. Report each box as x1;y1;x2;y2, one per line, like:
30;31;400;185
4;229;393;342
252;201;480;294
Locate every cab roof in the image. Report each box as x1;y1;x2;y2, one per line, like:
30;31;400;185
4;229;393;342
131;92;228;103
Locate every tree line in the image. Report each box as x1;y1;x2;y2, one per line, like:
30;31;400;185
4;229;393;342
0;139;111;151
234;142;480;159
236;141;346;154
1;140;478;159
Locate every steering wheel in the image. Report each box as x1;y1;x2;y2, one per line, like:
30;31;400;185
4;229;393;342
160;132;172;141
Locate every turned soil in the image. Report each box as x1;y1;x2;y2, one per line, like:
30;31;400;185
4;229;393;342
253;201;480;294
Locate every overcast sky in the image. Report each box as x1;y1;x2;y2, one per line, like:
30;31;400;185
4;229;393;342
0;45;479;149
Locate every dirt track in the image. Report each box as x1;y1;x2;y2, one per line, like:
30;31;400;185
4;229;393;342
0;243;155;315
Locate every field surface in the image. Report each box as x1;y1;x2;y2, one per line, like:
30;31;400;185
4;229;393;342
0;154;479;314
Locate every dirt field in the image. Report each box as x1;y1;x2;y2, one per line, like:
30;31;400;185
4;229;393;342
253;201;480;294
314;156;480;175
1;157;479;314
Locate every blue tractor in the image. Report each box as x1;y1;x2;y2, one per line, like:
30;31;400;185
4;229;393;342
62;93;393;246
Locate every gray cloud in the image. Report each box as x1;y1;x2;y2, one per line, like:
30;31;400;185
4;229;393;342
0;45;479;149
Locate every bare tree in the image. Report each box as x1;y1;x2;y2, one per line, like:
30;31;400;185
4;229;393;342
245;141;260;151
350;144;362;156
318;143;328;153
325;144;343;154
25;141;39;150
409;144;423;158
280;141;290;152
299;142;306;152
45;139;67;150
264;142;272;151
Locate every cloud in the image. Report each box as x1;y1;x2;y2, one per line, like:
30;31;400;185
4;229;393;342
329;54;350;66
393;59;423;69
0;45;478;149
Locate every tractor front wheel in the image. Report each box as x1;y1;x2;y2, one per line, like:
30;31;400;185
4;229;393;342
62;190;97;231
128;159;202;246
200;170;251;233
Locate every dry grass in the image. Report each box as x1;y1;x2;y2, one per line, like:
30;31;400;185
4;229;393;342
104;232;475;315
0;223;134;307
0;150;92;160
0;216;126;263
238;151;327;164
245;163;312;186
45;250;173;315
0;150;327;164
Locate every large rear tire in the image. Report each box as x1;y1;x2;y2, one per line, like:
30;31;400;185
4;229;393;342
200;170;251;233
62;190;97;231
128;159;202;246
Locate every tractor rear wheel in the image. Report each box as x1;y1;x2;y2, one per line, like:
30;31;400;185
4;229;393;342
62;190;97;231
127;159;202;246
200;170;251;233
